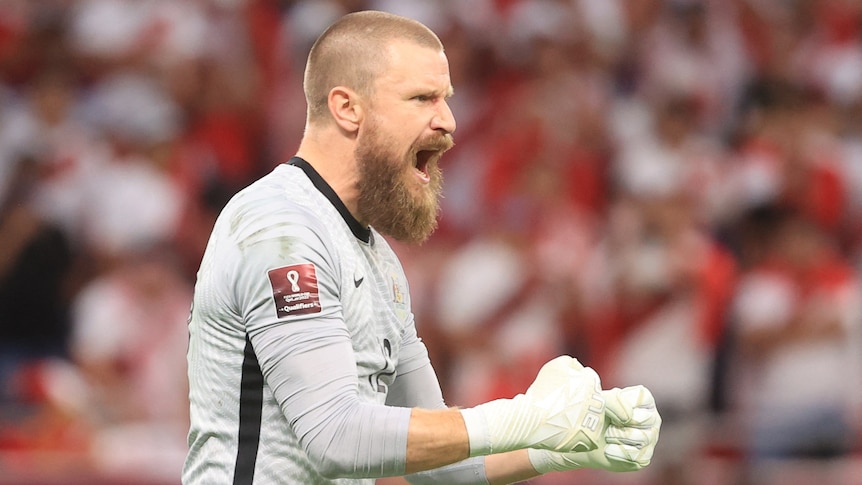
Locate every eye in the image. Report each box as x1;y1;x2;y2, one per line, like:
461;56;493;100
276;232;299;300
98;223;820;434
412;94;434;103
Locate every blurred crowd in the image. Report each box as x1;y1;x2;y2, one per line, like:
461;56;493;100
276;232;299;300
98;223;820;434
0;0;861;484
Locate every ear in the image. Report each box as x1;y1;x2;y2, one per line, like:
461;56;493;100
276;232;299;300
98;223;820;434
327;86;364;134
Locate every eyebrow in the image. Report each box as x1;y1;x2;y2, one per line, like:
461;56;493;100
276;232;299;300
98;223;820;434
413;86;454;99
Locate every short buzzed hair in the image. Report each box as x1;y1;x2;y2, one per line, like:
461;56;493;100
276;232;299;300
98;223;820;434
303;11;444;123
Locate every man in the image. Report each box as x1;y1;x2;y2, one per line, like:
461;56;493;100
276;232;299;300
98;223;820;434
184;11;660;485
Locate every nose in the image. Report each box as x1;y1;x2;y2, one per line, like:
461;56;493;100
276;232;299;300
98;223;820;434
431;100;457;134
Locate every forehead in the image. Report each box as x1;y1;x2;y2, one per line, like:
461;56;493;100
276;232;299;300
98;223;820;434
376;41;452;93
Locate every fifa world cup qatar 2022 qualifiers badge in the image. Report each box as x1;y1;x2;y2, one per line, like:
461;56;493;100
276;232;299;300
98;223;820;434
268;263;322;317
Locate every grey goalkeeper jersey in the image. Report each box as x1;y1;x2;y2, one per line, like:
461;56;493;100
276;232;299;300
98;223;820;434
184;159;485;485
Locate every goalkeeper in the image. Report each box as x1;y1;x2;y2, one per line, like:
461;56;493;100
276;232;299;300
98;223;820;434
183;10;660;485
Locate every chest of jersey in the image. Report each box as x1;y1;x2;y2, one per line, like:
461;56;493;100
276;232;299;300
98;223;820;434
341;237;411;402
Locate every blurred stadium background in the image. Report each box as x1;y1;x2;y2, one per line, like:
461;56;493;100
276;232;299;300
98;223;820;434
1;0;861;484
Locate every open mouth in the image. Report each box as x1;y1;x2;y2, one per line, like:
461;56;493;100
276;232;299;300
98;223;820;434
414;150;435;181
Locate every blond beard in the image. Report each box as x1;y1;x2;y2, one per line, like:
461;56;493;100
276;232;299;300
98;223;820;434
354;121;447;243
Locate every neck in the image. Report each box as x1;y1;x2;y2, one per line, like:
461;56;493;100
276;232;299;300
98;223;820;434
295;126;363;225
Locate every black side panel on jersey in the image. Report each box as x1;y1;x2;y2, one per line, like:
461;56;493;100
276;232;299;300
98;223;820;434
233;336;264;485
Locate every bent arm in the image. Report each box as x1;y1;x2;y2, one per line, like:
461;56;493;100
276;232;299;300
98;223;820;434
252;318;480;478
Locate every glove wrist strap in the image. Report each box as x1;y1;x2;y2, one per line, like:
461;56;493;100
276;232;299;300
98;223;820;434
459;406;491;456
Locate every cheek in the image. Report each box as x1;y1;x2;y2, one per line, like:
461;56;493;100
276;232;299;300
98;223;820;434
388;117;426;147
364;114;424;162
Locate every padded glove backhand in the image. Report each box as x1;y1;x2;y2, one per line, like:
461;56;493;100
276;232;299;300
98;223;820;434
528;385;661;473
460;356;605;456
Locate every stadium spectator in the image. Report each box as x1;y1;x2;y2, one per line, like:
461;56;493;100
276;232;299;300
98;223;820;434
729;208;862;484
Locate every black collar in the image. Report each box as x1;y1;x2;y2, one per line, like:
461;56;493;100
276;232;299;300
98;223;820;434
286;157;372;244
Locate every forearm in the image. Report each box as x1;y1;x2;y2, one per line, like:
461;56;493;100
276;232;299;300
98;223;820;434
405;413;539;484
405;408;470;473
403;407;538;483
484;450;541;485
404;448;539;485
392;346;539;484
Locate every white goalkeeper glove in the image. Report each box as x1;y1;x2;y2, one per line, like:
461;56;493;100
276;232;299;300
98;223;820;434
460;356;606;456
528;385;661;473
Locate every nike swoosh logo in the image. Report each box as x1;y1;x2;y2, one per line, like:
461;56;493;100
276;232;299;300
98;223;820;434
354;276;364;288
